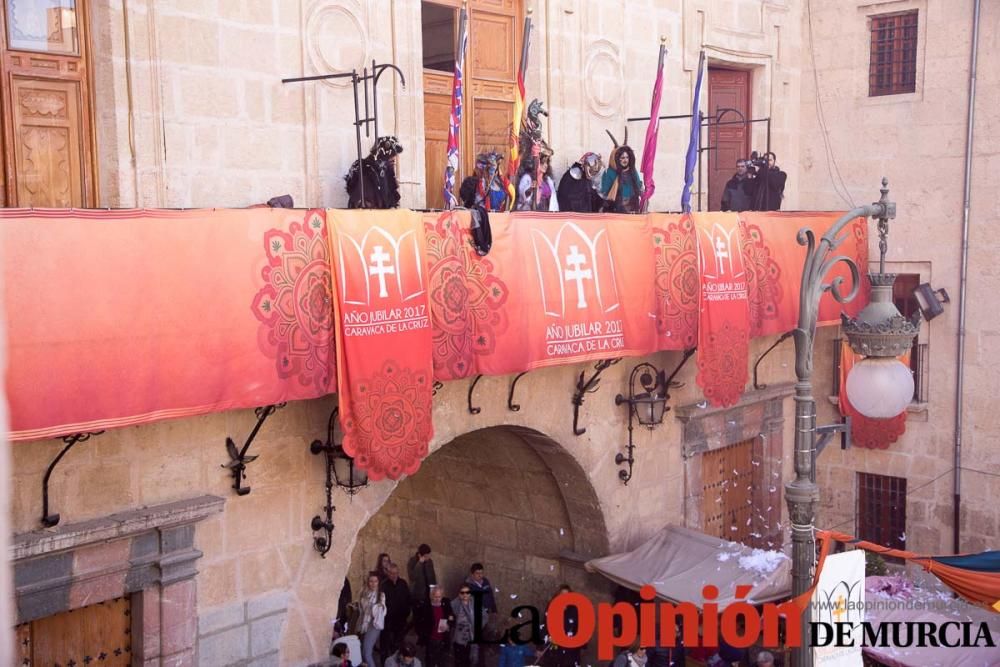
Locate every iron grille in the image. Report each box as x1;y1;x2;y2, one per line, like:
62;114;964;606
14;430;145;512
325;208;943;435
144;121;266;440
857;472;907;557
869;11;918;96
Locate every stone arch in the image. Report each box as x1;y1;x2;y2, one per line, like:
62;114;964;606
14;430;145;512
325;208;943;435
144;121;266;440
348;425;611;619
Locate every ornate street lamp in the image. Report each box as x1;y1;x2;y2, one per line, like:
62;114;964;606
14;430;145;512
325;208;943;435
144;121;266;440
786;179;917;667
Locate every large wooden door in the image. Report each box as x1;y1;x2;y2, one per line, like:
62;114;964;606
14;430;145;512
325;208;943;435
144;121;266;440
421;0;520;208
707;68;750;212
16;596;133;666
701;439;755;545
0;0;97;208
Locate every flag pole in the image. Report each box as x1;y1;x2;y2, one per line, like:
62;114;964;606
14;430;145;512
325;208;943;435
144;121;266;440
639;37;668;213
442;6;468;209
507;11;532;207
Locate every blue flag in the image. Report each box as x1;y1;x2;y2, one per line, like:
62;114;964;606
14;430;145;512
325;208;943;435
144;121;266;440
680;51;706;213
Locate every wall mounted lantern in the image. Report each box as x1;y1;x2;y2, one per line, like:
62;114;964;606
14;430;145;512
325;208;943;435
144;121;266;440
913;282;950;321
614;362;669;485
309;408;369;557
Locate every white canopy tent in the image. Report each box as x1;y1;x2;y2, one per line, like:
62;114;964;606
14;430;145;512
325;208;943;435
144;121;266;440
584;524;792;607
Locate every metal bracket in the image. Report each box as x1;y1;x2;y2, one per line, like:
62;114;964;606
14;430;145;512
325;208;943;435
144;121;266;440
42;431;104;527
666;347;697;388
811;417;852;483
753;331;793;390
222;403;286;496
507;371;529;411
309;408;339;558
467;374;484;414
572;359;621;436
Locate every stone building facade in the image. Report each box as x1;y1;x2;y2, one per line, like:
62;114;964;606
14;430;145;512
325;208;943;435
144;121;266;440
4;0;997;665
798;0;999;556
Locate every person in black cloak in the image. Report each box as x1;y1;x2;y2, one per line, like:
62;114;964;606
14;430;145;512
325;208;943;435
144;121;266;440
556;152;604;213
345;136;403;209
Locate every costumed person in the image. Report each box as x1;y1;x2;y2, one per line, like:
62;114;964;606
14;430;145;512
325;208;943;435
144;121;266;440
513;99;557;211
345;136;403;209
459;151;512;212
600;130;643;213
516;146;558;211
557;152;604;212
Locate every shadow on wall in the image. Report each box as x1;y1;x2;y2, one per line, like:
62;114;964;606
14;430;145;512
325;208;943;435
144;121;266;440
347;426;613;618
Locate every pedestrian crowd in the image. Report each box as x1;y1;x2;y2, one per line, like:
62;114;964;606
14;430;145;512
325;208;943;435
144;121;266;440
320;546;782;667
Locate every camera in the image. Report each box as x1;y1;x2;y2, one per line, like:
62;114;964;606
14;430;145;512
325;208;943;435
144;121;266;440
745;151;768;175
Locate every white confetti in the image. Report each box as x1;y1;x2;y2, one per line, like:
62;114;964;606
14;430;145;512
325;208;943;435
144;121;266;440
696;401;708;409
510;594;518;599
559;528;565;536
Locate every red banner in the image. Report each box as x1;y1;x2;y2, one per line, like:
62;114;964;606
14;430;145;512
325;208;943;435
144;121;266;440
1;207;336;441
692;213;751;407
327;210;435;481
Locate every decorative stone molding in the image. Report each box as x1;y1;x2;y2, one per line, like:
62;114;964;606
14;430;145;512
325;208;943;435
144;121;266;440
304;1;370;87
676;385;791;548
583;40;624;119
13;495;224;663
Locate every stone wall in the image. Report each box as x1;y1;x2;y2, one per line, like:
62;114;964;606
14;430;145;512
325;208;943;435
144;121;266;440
798;0;1000;554
87;0;802;212
348;427;611;620
10;335;800;665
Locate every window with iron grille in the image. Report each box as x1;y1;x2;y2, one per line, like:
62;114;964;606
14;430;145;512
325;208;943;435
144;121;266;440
857;472;907;556
869;11;918;96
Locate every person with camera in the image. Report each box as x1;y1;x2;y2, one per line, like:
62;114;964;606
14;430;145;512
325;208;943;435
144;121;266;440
748;151;787;211
720;159;754;212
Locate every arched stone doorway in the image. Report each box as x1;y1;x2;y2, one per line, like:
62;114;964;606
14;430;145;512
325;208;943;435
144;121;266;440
349;426;611;622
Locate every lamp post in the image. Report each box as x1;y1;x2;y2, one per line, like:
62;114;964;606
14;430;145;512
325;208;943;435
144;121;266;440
786;179;918;667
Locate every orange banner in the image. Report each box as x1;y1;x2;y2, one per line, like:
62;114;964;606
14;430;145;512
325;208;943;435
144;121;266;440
1;207;336;441
2;208;871;459
327;210;435;481
692;212;751;407
427;212;658;376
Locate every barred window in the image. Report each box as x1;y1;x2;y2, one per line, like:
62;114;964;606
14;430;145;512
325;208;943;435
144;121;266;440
869;11;918;96
857;473;907;556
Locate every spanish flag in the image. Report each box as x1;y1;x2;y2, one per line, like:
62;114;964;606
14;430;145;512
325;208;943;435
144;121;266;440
506;66;525;203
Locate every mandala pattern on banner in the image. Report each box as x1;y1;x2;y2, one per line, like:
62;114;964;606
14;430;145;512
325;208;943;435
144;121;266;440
696;320;751;407
424;212;510;379
847;403;907;449
252;209;336;394
344;360;432;479
653;216;698;349
741;222;783;337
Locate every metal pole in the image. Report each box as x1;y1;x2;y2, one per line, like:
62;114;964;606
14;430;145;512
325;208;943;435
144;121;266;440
787;192;891;667
697;111;703;211
352;71;366;207
371;59;378;138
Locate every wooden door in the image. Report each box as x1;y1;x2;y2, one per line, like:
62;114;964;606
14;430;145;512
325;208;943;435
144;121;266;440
423;69;453;209
701;438;755;544
467;0;518;170
707;68;750;212
0;0;97;208
421;0;520;208
16;596;133;666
